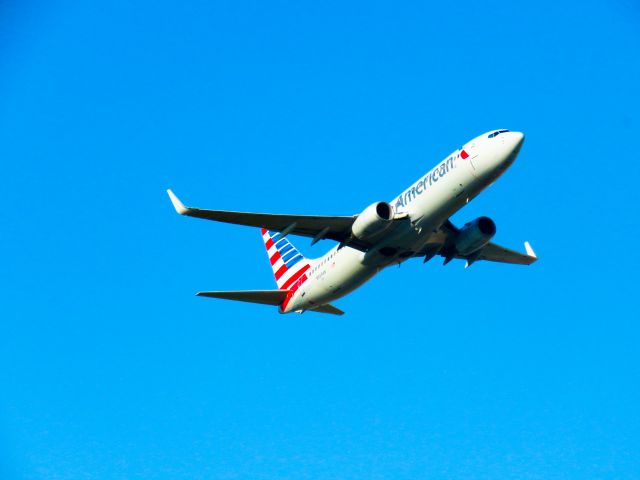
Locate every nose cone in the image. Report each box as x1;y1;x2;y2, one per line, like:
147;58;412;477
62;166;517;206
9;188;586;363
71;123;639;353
493;131;524;168
506;131;525;153
473;130;525;179
467;129;525;180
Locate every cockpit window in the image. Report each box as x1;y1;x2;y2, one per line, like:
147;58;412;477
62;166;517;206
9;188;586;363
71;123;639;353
488;129;510;138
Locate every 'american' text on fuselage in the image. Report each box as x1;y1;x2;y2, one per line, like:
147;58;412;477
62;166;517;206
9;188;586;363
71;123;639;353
395;155;456;210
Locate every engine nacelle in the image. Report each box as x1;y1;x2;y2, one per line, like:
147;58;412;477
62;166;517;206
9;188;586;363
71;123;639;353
454;216;496;255
351;201;394;240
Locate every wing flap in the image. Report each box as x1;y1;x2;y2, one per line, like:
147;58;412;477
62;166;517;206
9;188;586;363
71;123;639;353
196;289;289;306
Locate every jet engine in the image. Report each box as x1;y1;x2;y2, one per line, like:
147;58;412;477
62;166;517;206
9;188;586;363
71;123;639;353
351;201;394;240
454;216;496;255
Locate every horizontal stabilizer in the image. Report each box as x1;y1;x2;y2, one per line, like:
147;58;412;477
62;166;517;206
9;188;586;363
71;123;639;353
311;303;345;315
196;289;288;306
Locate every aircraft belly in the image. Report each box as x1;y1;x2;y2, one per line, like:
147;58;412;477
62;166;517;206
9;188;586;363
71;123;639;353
375;165;479;258
301;247;377;308
412;166;474;221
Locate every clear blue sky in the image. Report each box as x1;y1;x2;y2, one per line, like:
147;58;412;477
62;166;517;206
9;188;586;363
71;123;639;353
1;1;639;478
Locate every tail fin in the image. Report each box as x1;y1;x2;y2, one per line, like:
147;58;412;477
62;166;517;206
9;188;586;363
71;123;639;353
261;228;311;290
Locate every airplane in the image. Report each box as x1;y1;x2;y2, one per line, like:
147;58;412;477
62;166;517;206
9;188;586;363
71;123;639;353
167;129;537;316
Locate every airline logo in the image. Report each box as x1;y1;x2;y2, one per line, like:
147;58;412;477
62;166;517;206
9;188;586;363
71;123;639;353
394;155;457;210
261;229;310;291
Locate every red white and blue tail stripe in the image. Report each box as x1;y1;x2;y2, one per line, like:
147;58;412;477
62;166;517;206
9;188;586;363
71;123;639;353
261;228;310;290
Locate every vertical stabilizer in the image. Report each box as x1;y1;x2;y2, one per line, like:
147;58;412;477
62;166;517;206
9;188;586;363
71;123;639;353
260;229;311;290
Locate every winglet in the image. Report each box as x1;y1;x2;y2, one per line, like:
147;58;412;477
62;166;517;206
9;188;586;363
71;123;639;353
524;241;537;258
167;189;188;215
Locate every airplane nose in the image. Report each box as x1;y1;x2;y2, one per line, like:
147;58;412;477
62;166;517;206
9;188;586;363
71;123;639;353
496;131;524;159
499;131;524;167
508;131;525;152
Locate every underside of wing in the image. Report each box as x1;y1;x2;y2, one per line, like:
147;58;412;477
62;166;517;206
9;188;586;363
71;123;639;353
196;289;289;305
476;241;537;265
167;189;369;248
415;219;537;266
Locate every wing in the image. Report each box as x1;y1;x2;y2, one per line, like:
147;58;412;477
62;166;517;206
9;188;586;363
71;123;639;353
476;241;537;265
196;289;289;305
167;189;386;250
416;219;538;266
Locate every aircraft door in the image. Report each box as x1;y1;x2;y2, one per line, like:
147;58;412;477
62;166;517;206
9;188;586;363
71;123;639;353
462;142;480;177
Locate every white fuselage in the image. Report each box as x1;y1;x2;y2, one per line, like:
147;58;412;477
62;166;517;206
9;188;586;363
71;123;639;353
282;130;525;314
